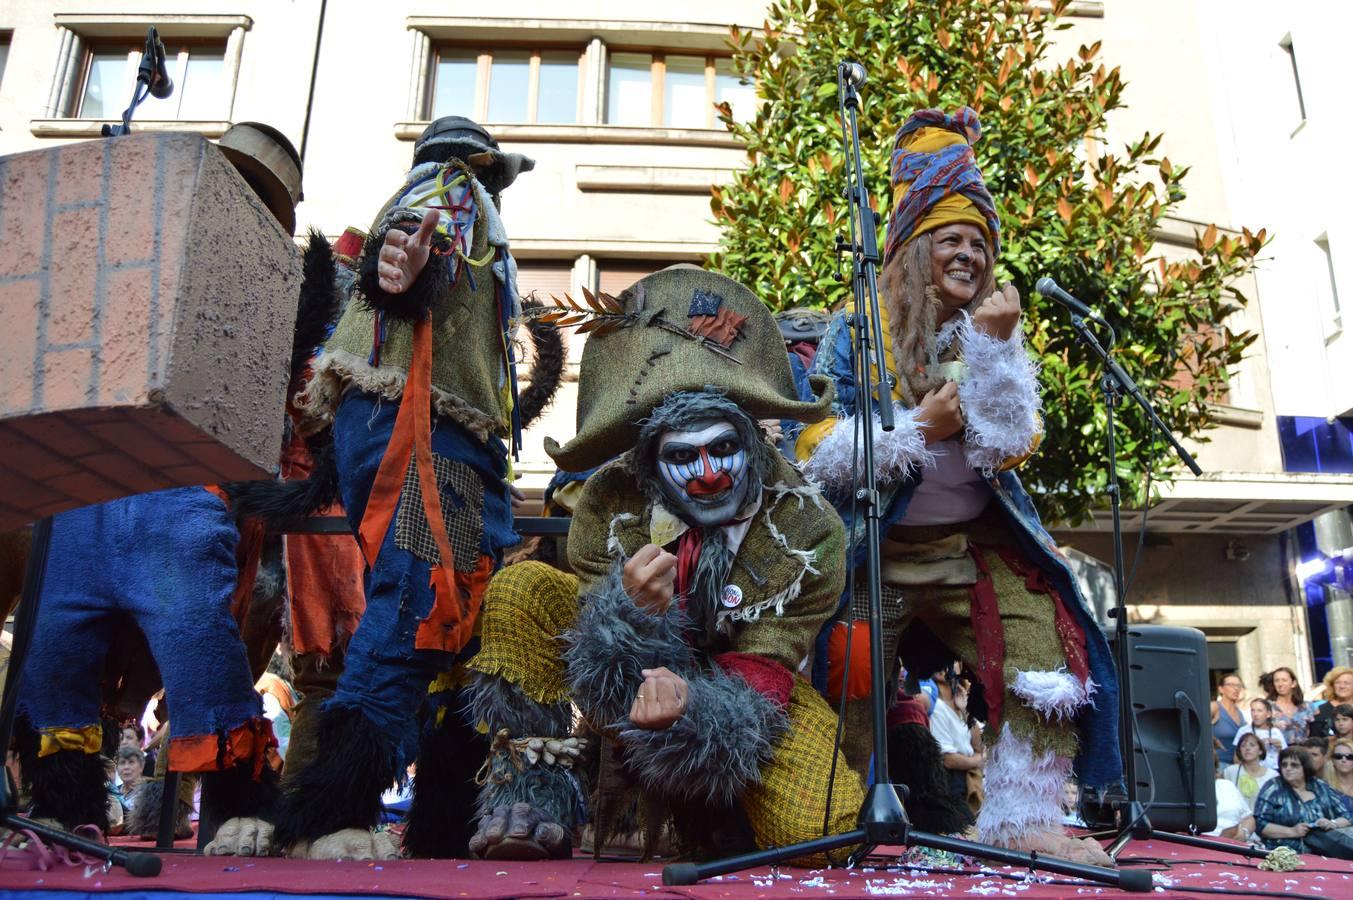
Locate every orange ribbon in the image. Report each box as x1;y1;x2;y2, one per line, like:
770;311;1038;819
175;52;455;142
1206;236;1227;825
358;316;475;654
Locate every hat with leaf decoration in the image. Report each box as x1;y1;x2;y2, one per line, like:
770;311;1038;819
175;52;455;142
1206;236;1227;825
540;265;834;472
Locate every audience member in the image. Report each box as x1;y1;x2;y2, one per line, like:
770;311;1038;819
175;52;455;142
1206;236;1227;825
928;664;983;806
1211;672;1247;768
113;746;145;813
1263;667;1317;744
1207;776;1258;844
1254;747;1353;858
1061;779;1087;827
1300;738;1329;775
1312;668;1353;739
1324;739;1353;817
1234;698;1287;770
1331;704;1353;748
1222;732;1278;810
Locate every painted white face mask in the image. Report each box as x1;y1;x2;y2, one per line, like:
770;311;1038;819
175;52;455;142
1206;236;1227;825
654;418;751;527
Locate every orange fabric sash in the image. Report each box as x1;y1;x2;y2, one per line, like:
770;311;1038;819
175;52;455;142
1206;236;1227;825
357;316;476;654
168;717;279;777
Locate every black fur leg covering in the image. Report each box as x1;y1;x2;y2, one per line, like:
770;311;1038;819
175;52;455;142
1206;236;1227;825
563;563;692;728
886;722;975;836
292;230;344;389
464;674;581;833
26;748;111;833
126;779;193;839
271;705;398;847
617;667;788;807
403;702;490;859
516;305;566;429
197;763;282;849
356;221;452;322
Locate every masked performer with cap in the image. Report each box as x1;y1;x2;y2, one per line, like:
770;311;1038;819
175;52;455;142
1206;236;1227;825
797;108;1119;865
11;123;304;852
463;266;864;861
274;118;533;859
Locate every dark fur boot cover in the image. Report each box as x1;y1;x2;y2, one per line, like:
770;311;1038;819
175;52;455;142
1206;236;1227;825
402;703;489;859
126;779;193;839
27;747;110;833
197;762;282;849
886;722;974;835
272;705;398;847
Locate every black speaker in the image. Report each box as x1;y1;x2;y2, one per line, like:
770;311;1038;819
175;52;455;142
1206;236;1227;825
1106;624;1217;834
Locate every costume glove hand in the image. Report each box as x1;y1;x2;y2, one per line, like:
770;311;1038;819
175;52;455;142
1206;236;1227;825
917;381;964;444
630;666;689;730
623;543;677;614
972;282;1022;341
377;209;439;294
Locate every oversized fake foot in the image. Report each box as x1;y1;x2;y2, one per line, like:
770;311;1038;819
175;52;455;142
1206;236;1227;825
288;828;401;861
469;802;570;861
204;818;275;856
999;828;1114;867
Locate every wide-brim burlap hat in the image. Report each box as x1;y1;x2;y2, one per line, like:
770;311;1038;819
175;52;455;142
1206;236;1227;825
545;265;833;472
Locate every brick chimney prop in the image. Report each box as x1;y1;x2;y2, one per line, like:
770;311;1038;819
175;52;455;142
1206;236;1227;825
0;132;302;531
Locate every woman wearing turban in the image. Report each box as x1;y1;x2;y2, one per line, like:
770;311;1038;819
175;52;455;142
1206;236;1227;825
798;107;1119;865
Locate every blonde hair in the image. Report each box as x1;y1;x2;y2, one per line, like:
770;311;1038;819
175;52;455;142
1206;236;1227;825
1325;739;1353;789
880;230;996;408
1323;666;1353;702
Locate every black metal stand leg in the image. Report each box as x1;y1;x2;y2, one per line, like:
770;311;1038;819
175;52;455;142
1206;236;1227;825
156;770;181;849
0;518;161;877
664;824;1153;891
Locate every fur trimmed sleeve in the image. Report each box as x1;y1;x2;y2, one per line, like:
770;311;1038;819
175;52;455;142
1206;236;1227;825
616;664;789;806
563;562;692;730
956;315;1042;476
356;217;457;323
801;404;936;492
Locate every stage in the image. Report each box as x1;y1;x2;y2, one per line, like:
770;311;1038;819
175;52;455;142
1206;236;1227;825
2;837;1350;900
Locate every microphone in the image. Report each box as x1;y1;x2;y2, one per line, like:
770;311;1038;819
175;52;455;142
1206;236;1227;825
142;28;174;100
1034;276;1095;319
840;61;867;88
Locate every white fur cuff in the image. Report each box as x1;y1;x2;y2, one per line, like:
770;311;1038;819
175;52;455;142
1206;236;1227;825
957;315;1042;476
802;404;937;491
976;723;1071;845
1011;669;1096;721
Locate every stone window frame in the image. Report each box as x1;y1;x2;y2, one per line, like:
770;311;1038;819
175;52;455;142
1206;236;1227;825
32;14;252;139
398;17;755;148
427;43;589;126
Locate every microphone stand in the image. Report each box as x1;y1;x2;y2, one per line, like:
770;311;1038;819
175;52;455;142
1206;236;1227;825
0;24;179;877
662;65;1149;893
102;27;170;137
1065;311;1264;860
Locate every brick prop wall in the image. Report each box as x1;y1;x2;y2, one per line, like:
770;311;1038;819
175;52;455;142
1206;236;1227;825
0;132;302;531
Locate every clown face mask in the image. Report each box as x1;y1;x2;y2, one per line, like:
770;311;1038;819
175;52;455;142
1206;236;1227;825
654;418;752;527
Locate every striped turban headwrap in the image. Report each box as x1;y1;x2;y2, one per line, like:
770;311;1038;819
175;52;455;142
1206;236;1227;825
882;107;1001;265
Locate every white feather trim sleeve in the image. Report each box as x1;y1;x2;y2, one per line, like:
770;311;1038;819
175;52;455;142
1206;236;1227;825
801;404;937;492
957;315;1043;476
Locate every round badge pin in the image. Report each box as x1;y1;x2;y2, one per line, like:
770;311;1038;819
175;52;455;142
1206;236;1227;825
721;584;743;609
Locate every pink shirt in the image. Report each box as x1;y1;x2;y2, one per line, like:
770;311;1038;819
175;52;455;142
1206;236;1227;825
899;440;991;525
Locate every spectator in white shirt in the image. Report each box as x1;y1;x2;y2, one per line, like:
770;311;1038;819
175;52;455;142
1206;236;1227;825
929;664;984;803
1233;698;1287;771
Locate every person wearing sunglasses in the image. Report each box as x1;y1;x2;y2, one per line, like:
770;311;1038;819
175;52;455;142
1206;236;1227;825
1254;747;1353;858
1324;740;1353;818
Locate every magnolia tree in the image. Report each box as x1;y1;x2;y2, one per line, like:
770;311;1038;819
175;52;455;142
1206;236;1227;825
709;0;1265;525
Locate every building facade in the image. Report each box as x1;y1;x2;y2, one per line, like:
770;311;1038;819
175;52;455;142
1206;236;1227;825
2;0;1350;695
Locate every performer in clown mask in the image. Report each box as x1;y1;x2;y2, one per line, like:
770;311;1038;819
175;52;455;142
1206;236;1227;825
798;107;1119;865
464;266;863;862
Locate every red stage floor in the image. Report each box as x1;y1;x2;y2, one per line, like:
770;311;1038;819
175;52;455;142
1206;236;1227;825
2;837;1352;899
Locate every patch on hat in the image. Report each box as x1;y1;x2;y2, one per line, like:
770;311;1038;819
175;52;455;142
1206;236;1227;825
687;289;746;348
688;288;724;318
